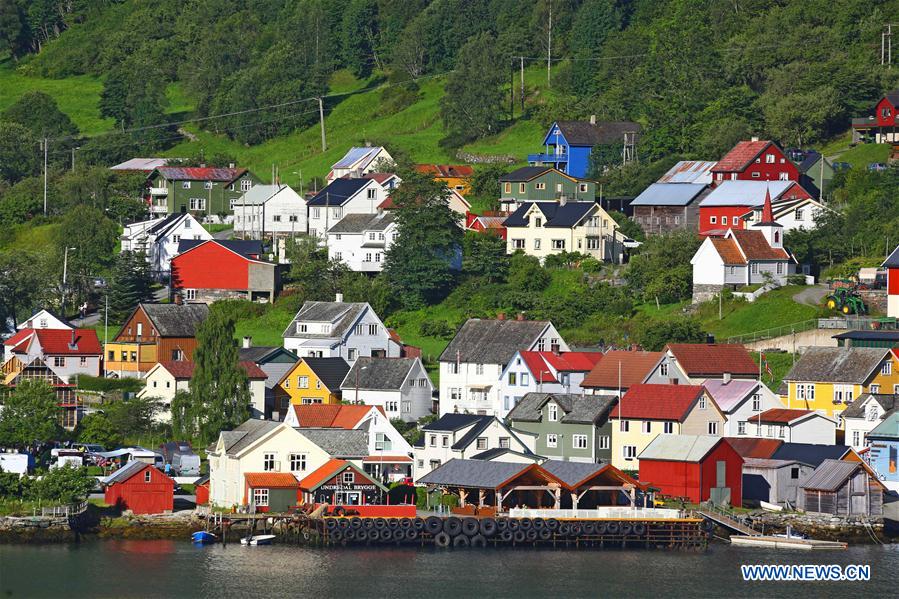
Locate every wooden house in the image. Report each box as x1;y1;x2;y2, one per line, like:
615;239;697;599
710;139;798;185
798;459;885;516
298;458;387;507
170;239;279;304
104;461;174;515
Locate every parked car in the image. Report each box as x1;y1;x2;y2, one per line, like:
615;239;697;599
832;161;852;171
867;162;888;171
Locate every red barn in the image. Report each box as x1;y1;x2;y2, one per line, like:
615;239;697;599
710;140;798;185
638;435;744;507
465;211;509;240
104;461;174;514
195;474;210;506
170;239;278;304
697;180;812;235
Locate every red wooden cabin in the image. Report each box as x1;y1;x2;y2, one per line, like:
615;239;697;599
104;461;174;514
710;140;798;186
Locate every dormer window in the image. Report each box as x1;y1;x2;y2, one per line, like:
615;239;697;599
534;217;542;227
548;403;558;421
867;406;879;421
297;323;308;333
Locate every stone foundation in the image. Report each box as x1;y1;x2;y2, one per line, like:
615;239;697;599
692;284;723;304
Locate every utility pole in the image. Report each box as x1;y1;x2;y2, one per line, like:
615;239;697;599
546;1;552;88
42;137;48;216
883;24;893;67
510;58;514;121
318;97;327;151
520;56;525;113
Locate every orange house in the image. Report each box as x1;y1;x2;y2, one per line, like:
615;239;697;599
414;164;474;195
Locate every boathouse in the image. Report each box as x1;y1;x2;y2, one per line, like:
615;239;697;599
103;461;174;515
797;459;886;516
244;472;299;513
298;458;408;516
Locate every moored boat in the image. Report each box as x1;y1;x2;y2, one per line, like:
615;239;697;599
191;531;217;544
240;534;276;546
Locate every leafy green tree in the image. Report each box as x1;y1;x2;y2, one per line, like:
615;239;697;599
0;380;61;447
568;0;619;96
468;164;508;207
75;413;122;450
462;231;508;283
439;32;505;145
0;0;28;59
0;122;39;184
627;230;701;304
0;176;43;224
507;252;550;292
384;171;462;308
609;210;644;243
188;311;250;442
0;249;55;328
104;396;161;442
170;390;194;441
341;0;378;77
54;205;119;303
107;251;154;322
29;465;95;505
1;91;78;138
638;318;707;351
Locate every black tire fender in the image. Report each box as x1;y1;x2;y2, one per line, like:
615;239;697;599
434;532;451;548
461;517;479;536
453;534;470;547
479;517;497;537
425;516;443;535
443;517;462;536
470;534;487;548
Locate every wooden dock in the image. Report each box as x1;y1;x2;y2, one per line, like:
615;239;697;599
730;535;848;550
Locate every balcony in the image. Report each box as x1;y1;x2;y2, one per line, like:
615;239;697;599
149;187;168;196
150;203;168;214
527;153;569;164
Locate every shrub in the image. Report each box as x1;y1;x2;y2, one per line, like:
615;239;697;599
418;319;454;339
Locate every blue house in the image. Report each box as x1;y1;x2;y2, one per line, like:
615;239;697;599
867;412;898;490
528;118;642;178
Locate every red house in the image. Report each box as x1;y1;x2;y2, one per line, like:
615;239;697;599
104;461;175;514
170;239;278;304
697;180;812;235
881;244;899;318
298;458;412;517
195;474;210;505
465;211;509;239
710;140;799;185
639;435;744;507
852;91;899;143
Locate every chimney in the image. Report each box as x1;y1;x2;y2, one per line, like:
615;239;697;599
229;162;236;169
497;312;506;321
516;313;525;321
559;195;567;206
200;163;206;168
336;293;344;303
751;136;759;142
590;115;596;125
242;336;252;349
69;329;77;350
174;294;183;305
722;372;731;385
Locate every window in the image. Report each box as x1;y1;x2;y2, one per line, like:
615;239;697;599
476;437;488;451
334;252;342;261
519;183;526;194
504;182;511;194
520;373;529;386
512;239;525;249
870;384;880;394
368;324;378;335
707;422;718;435
263;453;276;471
660;363;668;377
430;460;441;471
450;387;461;400
273;215;282;222
751;263;759;274
251;488;269;506
619;420;629;432
508;372;517;385
316;380;322;390
145;470;152;483
586;237;599;250
546;434;558;448
766;154;775;164
579;183;588;193
599;435;610;450
347;348;357;361
290;453;307;472
622;445;637;460
386;400;398;412
548;404;558;422
721;216;728;225
551;239;565;250
332;207;343;220
442;435;449;447
882;361;892;375
535;183;546;190
737;421;746;435
641;421;651;434
172;349;184;361
289;215;298;222
241;179;252;192
342;471;354;484
417;459;424;469
663;422;674;434
312;208;320;219
189;198;206;211
182;181;191;189
475;364;484;375
794;208;803;221
779;172;789;181
108;350;114;361
790;467;800;480
572;434;588;449
534;217;543;227
536;339;545;351
204;181;213;190
366;188;377;200
54;356;65;368
778;425;785;439
698;396;706;409
867;405;880;421
751;172;760;178
185;289;197;301
710;216;717;224
429;435;437;447
499;437;510;449
402;401;411;413
298;376;308;389
776;262;784;275
752;394;761;411
852;431;861;446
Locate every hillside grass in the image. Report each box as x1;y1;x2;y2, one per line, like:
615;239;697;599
831;143;891;169
697;286;823;341
0;222;60;251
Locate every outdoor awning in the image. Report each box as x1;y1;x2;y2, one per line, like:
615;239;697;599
362;455;413;463
466;384;492;390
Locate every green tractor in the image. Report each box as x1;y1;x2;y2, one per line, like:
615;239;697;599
825;285;868;315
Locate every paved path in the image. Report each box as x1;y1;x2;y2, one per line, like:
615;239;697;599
212;227;234;240
793;284;828;306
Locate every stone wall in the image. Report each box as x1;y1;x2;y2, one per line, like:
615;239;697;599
729;511;894;544
693;283;723;304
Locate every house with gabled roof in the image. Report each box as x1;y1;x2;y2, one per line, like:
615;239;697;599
465;211;509;240
238;342;298;420
630;160;716;235
146;165;260;219
2;358;79;428
233;183;306;240
842;393;898;450
415;164;474;195
496;350;602;416
507;392;617;463
306;177;389;241
170;239;279;304
438;317;567;416
16;309;71;331
498;166;596;211
710;139;798;185
745;408;837;444
503;200;623;263
327;146;393;182
645;343;759;386
702;378;784;437
121;212;211;276
610;384;725;469
298;458;388;507
798;458;886;516
698;180;814;235
326;211;396;272
579;350;662;397
850;90;899;144
340;356;433;422
412;413;537;479
282;297;400;362
103;461;174;515
275;357;350;407
528;118;641;178
3;327;101;382
882;244;899;318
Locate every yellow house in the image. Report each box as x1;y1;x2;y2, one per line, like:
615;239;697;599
610;384;726;470
275;357;350;408
783;347;899;422
414;164;474;196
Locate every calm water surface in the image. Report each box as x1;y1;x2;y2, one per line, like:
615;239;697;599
1;540;897;598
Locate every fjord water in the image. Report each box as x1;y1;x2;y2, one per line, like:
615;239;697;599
1;540;896;598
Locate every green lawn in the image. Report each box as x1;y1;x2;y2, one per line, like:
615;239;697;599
697;286;823;341
751;350;795;391
828;142;891;169
0;222;60;251
233;301;296;347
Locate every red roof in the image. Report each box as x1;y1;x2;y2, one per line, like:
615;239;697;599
724;437;783;458
730;229;791;261
156;166;247;182
239;361;268;379
414;164;474;178
289;404;381;429
756;408;813;424
244;472;299;488
159;360;266;379
710;237;746;265
520;351;558;383
361;455;412;463
714;140;774;172
519;351;603;384
581;351;662;389
5;328;102;356
666;343;758;377
298;458;349;490
611;384;705;421
361;173;396;184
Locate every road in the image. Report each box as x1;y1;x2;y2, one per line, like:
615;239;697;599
213;227;234;240
793;284;828;306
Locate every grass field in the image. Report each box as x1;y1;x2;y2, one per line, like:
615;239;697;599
698;286;823;341
0;222;60;251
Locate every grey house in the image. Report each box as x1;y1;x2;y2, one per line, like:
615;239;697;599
506;392;617;463
741;457;816;508
238;342;299;420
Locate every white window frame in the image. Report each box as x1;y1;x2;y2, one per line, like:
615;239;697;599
289;453;307;472
546;433;558;448
572;434;588;450
252;488;269;506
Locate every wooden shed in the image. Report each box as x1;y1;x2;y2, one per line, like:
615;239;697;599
798;459;885;516
194;474;210;506
104;461;174;515
244;472;299;513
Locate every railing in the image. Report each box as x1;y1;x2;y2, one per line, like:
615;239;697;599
41;500;88;518
727;315;899;344
527;153;569;163
725;319;818;345
149;187;168;195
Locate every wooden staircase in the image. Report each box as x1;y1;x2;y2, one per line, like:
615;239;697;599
697;503;760;536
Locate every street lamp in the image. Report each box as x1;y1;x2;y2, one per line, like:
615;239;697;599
62;246;77;314
354;364;369;405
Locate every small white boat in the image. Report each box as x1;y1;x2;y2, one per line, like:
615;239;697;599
760;501;783;512
240;534;276;546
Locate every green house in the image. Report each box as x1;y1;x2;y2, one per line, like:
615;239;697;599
147;166;261;219
506;392;616;463
796;151;833;196
499;167;595;211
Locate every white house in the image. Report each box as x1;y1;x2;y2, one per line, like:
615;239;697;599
746;408;837;444
412;413;537;480
690;193;796;303
327;146;393;182
136;360;268;421
643;343;761;386
438;317;568;416
233;184;306;240
327;211;396;272
702;379;785;437
283;404;412;481
120;213;211;276
282;296;401;363
495;350;602;418
306;178;389;241
16;310;71;331
340;357;433;422
740;196;828;232
842;394;897;450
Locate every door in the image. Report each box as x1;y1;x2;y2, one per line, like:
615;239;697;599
336;491;361;505
716;461;726;487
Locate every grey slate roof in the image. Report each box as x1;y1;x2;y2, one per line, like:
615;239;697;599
832;330;899;341
507;392;617;424
417;458;532;488
503;202;594;228
303;357;351;391
296;428;368;458
868;412;899;439
882;244;899;268
104;460;150;484
422;413;489;433
553;120;642;146
470;448;540;462
139;303;209;337
341;357;419;391
220;419;281;455
801;459;863;492
238;346;285;363
842;394;899;419
631;183;708;207
177;239;262;258
283;301;368;339
540;460;607;486
307;178;370;207
770;443;850;468
500;166;554;182
783;347;889;384
637;435;724;462
328;212;394;234
439;318;550;364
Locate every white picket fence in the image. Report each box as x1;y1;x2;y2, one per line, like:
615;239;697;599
40;500;88;518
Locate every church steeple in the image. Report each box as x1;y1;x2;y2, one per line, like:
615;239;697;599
751;184;783;248
760;186;774;223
